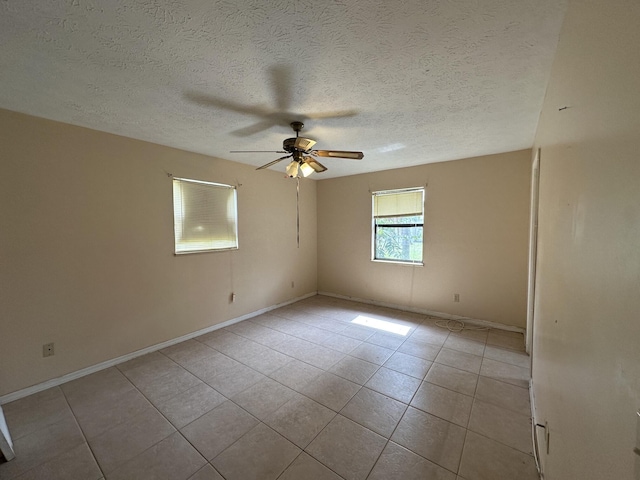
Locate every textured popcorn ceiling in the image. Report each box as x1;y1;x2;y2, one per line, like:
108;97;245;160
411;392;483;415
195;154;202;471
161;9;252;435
0;0;566;178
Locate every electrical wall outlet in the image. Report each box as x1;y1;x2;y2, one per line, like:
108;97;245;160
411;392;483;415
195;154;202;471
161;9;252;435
291;281;295;288
42;343;54;357
454;293;460;302
231;293;236;303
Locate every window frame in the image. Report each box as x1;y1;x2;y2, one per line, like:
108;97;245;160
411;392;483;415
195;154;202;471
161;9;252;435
371;187;425;266
172;177;239;255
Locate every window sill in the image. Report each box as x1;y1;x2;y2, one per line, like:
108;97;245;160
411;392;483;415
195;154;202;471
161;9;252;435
175;247;238;255
372;259;424;267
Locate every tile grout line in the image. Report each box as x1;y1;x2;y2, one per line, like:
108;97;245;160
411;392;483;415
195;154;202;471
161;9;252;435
112;361;213;478
58;385;106;480
208;307;413;478
160;326;371;480
4;298;531;480
85;353;220;478
1;390;103;480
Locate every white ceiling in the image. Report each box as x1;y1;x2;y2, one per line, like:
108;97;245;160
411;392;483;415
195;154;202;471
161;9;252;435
0;0;566;179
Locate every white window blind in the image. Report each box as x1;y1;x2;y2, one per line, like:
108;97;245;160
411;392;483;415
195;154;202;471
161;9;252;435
373;189;424;218
173;178;238;254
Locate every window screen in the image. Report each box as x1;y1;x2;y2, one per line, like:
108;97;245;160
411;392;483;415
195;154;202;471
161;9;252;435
173;177;238;254
372;188;424;264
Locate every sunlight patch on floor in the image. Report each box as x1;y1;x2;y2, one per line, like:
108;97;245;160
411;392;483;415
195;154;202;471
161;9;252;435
351;315;410;336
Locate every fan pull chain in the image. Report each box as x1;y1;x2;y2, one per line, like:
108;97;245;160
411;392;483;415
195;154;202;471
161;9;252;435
296;176;300;248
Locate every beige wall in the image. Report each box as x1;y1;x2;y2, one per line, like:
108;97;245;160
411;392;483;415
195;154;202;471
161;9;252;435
317;150;532;328
531;0;640;478
0;109;317;397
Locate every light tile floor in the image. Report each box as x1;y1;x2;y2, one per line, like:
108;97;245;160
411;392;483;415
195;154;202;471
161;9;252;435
0;295;539;480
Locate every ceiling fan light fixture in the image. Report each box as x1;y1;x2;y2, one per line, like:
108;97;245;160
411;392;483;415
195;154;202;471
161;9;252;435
299;162;314;177
285;160;299;178
294;137;316;152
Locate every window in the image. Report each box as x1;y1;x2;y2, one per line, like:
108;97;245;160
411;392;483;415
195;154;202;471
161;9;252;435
173;177;238;254
372;187;424;264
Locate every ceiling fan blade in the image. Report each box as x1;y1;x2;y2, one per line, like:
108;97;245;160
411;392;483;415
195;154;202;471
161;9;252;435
256;155;291;170
313;150;364;160
269;65;293;112
231;150;287;153
230;120;276;137
304;157;328;173
185;92;272;117
305;109;358;120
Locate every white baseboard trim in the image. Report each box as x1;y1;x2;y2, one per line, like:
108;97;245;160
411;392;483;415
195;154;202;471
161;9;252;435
0;405;15;461
317;291;526;334
0;291;317;405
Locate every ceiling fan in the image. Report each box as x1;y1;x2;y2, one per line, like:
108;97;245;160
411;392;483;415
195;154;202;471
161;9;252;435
231;121;364;177
185;65;358;137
